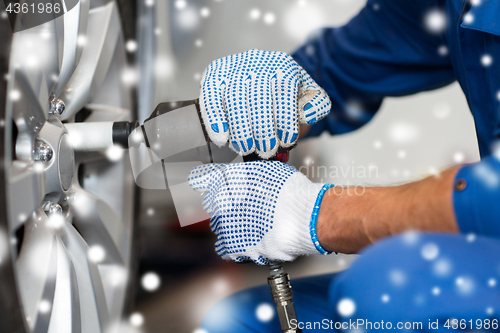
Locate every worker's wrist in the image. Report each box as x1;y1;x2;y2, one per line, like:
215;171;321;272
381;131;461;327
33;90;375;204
316;186;382;254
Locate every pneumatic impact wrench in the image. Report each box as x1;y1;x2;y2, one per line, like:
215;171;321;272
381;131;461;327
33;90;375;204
66;98;301;333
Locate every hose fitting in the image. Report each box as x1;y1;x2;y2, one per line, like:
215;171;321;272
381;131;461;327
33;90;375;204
268;264;302;333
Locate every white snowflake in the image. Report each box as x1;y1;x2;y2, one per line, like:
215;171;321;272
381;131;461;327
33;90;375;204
438;45;449;56
337;298;356;317
424;10;447;33
453;152;465;163
473;163;500;188
126;40;138;53
87;245;106;263
77;35;87;47
121;67;138;86
255;303;274;322
177;7;198;30
106;145;124;162
463;13;474;24
200;7;210;18
433;259;452;277
402;231;420;246
129;312;144;327
421;243;439;261
9;89;21;101
428;167;440;176
455;276;475;295
175;0;186;10
389;269;407;286
466;233;476;242
481;54;493;67
38;300;52;314
249;8;261;20
40;29;51;40
263;12;276;25
388;122;419;143
141;272;161;292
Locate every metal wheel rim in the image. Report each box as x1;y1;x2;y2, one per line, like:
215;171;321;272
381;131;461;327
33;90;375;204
2;1;136;332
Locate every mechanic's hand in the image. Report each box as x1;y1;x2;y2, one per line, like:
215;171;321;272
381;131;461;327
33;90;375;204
199;49;331;159
188;161;326;265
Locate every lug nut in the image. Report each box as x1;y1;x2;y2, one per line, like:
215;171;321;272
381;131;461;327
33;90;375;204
42;202;63;215
49;98;66;116
34;141;53;162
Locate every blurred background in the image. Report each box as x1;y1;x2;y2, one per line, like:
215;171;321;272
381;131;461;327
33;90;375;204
131;0;480;332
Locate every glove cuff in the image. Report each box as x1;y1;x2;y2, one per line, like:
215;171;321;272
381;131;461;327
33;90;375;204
271;173;327;259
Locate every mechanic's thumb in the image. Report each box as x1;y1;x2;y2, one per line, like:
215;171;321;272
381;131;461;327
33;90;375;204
297;68;331;125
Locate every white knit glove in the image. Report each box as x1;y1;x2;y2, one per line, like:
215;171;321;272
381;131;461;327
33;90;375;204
188;161;329;265
199;49;331;159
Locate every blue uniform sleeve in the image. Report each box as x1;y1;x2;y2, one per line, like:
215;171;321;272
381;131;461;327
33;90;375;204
292;0;455;137
453;154;500;238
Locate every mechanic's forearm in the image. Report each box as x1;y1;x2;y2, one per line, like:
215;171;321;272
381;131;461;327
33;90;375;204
317;166;461;254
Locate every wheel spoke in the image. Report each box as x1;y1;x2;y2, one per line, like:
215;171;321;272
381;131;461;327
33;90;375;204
11;70;47;137
8;162;45;233
47;237;82;333
53;0;90;98
60;2;122;120
10;69;47;161
95;265;128;321
55;215;109;333
16;209;58;332
71;186;128;265
9;22;60;105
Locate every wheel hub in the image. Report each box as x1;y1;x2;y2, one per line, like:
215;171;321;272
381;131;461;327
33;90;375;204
37;119;75;202
58;134;74;191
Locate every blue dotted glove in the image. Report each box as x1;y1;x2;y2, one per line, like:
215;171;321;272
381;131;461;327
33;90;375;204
188;161;326;265
199;49;331;159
